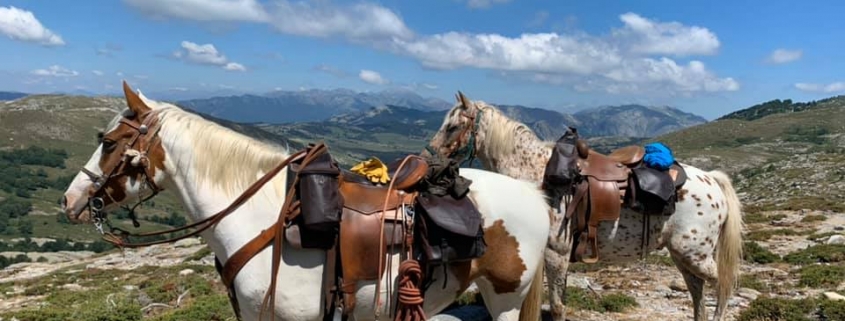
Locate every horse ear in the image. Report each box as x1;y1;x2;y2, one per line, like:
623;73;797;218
457;91;471;110
122;80;151;117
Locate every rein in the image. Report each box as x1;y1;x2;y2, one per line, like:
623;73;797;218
100;147;310;249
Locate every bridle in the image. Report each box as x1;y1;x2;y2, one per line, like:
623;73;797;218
74;110;164;233
425;104;483;167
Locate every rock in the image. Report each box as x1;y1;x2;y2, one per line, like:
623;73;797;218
60;283;83;291
655;285;672;296
737;288;761;301
824;292;845;301
123;285;137;291
669;279;687;292
826;235;845;245
567;276;592;289
174;238;202;248
179;269;195;276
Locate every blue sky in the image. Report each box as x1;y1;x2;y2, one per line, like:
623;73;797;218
1;0;843;119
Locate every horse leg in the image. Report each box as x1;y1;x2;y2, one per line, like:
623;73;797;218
670;253;709;321
545;215;573;321
544;248;568;321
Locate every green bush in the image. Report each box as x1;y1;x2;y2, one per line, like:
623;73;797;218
563;287;638;313
737;296;816;321
744;241;780;264
783;244;845;265
801;214;828;223
798;265;845;288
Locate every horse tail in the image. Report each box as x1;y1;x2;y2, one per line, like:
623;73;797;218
519;260;544;321
709;170;744;308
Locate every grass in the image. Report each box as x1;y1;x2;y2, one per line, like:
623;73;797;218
798;265;845;288
563;287;639;313
0;263;234;321
782;244;845;265
743;241;781;264
801;214;828;223
746;228;816;242
743;212;788;224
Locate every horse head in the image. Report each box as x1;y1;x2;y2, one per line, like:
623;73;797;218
61;81;167;226
423;91;483;163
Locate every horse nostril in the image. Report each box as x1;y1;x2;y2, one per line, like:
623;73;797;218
60;195;68;211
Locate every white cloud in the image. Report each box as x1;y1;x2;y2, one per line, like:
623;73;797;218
359;69;389;85
0;6;65;46
613;12;719;56
767;49;802;64
314;64;349;78
92;70;104;76
172;41;246;71
391;12;734;95
30;65;78;77
795;82;845;94
420;83;438;90
123;0;412;43
224;62;246;71
121;1;734;96
265;1;413;42
464;0;511;9
122;0;268;22
116;71;124;77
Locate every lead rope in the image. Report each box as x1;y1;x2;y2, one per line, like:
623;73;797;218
374;155;426;321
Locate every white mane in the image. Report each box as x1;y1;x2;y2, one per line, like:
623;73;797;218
142;95;293;197
471;101;549;155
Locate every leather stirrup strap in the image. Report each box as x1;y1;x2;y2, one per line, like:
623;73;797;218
560;182;588;238
259;143;329;321
324;237;340;321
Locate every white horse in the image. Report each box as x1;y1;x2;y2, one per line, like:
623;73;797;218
60;82;550;321
424;92;745;321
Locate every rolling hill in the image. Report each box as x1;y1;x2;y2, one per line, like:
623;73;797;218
652;96;845;211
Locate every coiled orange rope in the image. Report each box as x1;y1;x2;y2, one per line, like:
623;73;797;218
394;260;426;321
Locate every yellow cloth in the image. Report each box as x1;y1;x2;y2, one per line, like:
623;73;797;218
350;157;391;184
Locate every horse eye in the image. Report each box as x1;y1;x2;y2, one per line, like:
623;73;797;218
102;139;117;152
96;132;104;144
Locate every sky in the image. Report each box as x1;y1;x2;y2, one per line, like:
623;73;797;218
1;0;844;120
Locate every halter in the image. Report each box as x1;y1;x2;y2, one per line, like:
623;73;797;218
425;107;483;167
73;110;165;233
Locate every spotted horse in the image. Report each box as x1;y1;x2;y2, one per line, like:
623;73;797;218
60;81;551;321
424;92;745;321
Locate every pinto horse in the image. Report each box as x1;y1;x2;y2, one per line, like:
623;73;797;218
424;92;745;321
60;82;550;321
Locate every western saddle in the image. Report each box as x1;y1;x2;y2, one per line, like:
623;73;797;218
544;132;686;264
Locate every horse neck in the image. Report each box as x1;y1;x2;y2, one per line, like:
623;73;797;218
476;114;551;184
156;120;290;262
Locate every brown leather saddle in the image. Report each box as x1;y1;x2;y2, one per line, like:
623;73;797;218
285;156;430;315
563;139;685;264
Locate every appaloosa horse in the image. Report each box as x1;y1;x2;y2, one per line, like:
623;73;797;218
424;92;744;321
60;82;550;321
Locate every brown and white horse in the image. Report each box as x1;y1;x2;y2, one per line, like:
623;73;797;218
60;82;551;321
424;92;745;321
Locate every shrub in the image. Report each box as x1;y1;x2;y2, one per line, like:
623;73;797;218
798;265;845;288
744;241;780;264
737;296;816;321
783;244;845;265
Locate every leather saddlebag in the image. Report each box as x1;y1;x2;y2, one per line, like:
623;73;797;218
414;192;486;265
288;146;344;234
